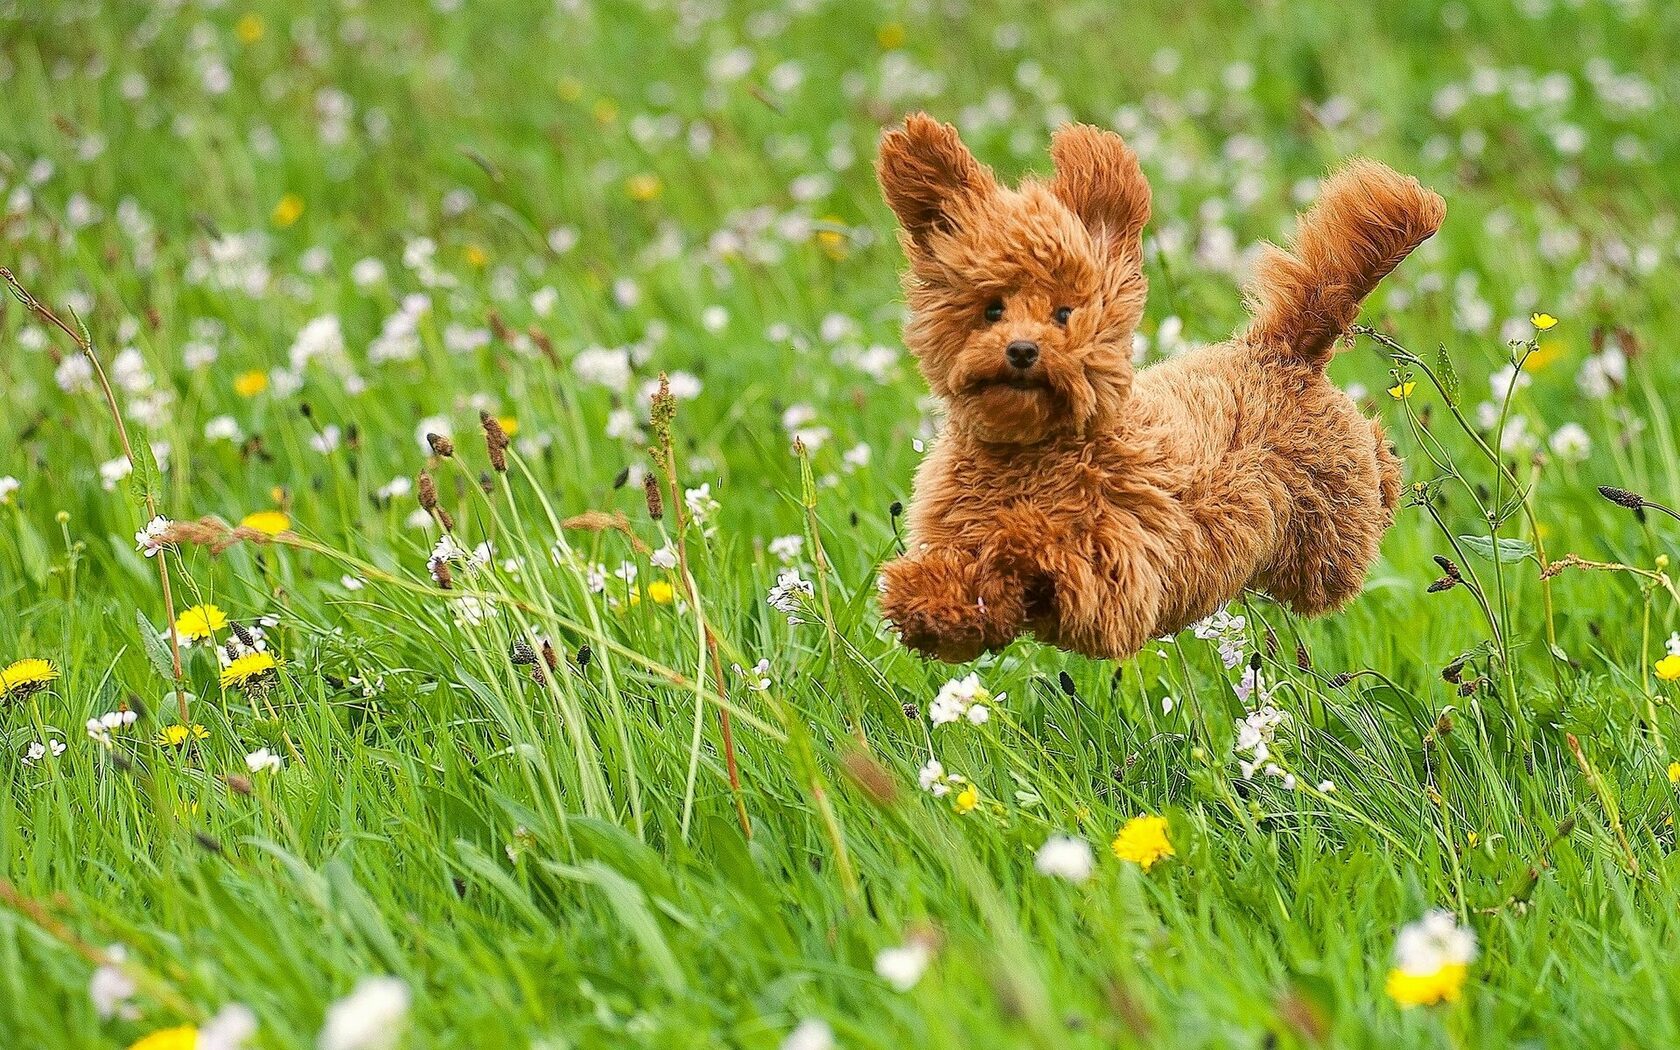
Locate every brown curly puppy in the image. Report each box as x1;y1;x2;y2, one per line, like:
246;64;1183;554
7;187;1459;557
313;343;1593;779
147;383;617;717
876;114;1444;663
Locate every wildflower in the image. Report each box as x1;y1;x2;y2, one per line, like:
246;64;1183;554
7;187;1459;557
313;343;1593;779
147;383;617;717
1387;380;1416;400
650;543;678;570
129;1026;198;1050
176;603;229;643
200;1004;258;1050
272;193;304;228
221;651;279;690
734;659;771;691
917;759;950;797
23;738;66;765
90;945;138;1019
135;515;173;557
1191;604;1247;668
1530;312;1559;331
245;747;283;773
87;708;138;747
235;12;265;43
157;723;210;748
0;475;19;503
1111;814;1175;871
953;782;980;814
684;483;720;535
1234;704;1289;779
240;509;291;536
1657;654;1680;682
928;673;1000;727
873;941;931;992
1385;910;1477;1008
646;580;676;605
318;976;411;1050
453;595;495;628
781;1019;835;1050
1666;762;1679;785
766;569;815;624
1667;632;1680;658
234;370;269;397
1034;836;1095;882
1548;422;1591;463
769;535;805;564
1;658;60;700
625;173;663;201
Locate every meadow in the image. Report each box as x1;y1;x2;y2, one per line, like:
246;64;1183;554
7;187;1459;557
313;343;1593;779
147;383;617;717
2;0;1679;1046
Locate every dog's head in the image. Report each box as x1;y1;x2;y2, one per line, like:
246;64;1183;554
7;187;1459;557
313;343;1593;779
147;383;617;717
878;115;1150;445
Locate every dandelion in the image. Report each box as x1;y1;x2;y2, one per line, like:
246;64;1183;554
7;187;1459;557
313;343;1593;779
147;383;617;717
157;723;210;748
1387;380;1417;399
1111;814;1175;871
318;976;411;1050
240;509;291;536
1034;836;1095;882
1530;312;1559;331
221;650;278;691
176;603;229;643
245;747;283;773
234;370;269;397
135;515;173;557
272;193;304;228
1666;762;1679;785
129;1026;198;1050
873;940;931;992
1657;654;1680;682
1385;910;1477;1008
1;658;60;700
646;580;676;605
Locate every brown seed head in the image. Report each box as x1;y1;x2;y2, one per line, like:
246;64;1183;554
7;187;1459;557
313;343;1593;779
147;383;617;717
480;411;509;472
427;432;455;458
643;472;664;520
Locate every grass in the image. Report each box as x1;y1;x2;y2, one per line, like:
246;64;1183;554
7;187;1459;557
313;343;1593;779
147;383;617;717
3;0;1680;1046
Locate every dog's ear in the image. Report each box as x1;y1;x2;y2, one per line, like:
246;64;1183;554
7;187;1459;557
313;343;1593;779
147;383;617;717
877;113;995;246
1048;123;1151;255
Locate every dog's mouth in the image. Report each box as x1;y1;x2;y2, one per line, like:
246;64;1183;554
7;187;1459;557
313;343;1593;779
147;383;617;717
970;374;1050;393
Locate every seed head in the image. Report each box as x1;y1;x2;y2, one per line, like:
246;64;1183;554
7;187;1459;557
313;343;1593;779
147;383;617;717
427;432;455;458
480;411;509;473
1326;672;1354;688
643;472;664;520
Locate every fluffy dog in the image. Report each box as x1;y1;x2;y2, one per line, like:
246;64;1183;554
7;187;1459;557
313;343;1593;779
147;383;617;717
875;114;1444;663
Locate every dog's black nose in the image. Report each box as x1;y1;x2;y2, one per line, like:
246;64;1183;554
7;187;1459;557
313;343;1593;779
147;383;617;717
1006;341;1039;369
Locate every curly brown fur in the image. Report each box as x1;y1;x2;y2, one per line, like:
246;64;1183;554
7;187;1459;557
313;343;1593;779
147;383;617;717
876;114;1443;663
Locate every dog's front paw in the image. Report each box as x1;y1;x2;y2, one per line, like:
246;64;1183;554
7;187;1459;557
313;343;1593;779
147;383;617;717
878;555;1021;663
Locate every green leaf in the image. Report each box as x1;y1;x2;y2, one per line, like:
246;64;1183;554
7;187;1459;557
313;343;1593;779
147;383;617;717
1458;535;1535;563
1435;344;1459;405
136;609;177;683
126;435;161;509
12;512;50;587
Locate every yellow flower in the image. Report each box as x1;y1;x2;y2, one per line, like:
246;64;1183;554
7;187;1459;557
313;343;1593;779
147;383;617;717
1666;761;1679;785
156;723;210;748
953;783;979;814
1530;312;1558;331
1;658;59;699
175;603;229;642
815;218;849;260
130;1026;198;1050
464;244;488;268
1386;962;1468;1008
496;415;520;438
234;12;265;43
647;580;676;605
234;370;269;397
272;193;304;228
240;509;292;536
1111;814;1175;871
877;21;906;48
625;173;663;202
1387;381;1416;400
221;650;279;690
1523;339;1561;371
1656;654;1680;682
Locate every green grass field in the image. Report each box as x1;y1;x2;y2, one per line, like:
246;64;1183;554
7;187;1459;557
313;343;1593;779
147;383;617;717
3;1;1680;1046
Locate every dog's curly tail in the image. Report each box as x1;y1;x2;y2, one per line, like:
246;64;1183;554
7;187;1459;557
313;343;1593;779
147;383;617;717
1243;159;1444;367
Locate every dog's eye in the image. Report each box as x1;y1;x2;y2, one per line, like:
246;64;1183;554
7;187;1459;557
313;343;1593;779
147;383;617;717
983;300;1004;324
1052;306;1073;326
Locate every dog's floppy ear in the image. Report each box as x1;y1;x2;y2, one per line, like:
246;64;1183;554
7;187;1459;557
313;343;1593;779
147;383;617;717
877;113;996;246
1048;123;1151;255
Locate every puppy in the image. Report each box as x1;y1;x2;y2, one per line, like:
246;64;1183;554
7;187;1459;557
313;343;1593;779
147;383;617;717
875;114;1443;663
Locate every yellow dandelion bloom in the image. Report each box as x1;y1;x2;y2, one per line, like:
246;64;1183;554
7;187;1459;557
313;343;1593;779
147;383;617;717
156;723;210;748
496;415;519;438
221;650;278;690
1656;654;1680;682
130;1026;199;1050
877;21;906;48
1111;814;1175;871
1386;962;1468;1008
464;244;488;268
1387;381;1416;400
953;783;979;814
272;193;304;228
234;12;265;43
234;370;269;397
625;174;663;202
1530;312;1558;331
1;658;59;699
175;603;229;642
240;509;292;536
647;580;676;605
1666;761;1679;784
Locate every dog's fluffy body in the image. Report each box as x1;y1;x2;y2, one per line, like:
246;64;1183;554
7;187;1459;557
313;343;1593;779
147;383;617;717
876;115;1444;663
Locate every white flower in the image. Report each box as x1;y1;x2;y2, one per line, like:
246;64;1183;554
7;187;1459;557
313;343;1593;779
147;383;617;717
0;476;18;504
453;595;494;628
200;1003;259;1050
205;415;242;442
874;941;932;992
1393;910;1477;976
917;758;949;797
55;354;94;393
1667;632;1680;658
1191;604;1247;669
1034;836;1095;882
842;442;872;471
769;535;804;565
290;314;346;371
780;1019;835;1050
928;673;1000;728
89;945;138;1020
1577;347;1626;399
86;709;138;747
134;515;171;557
701;305;729;333
318;976;411;1050
733;659;772;691
246;747;283;773
650;544;679;570
341;574;365;591
766;569;815;623
1548;422;1591;463
351;257;386;288
23;738;65;765
573;345;632;389
311;424;343;454
684;483;720;533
